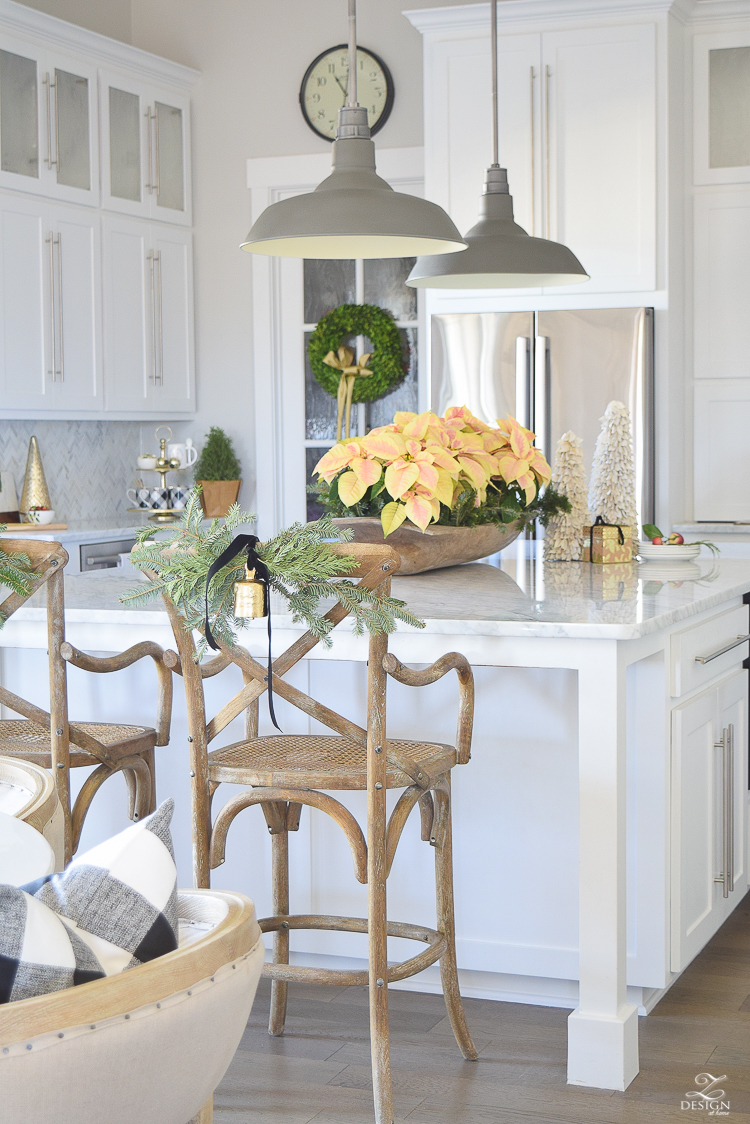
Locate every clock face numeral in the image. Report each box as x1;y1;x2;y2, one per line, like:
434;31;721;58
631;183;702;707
300;45;394;142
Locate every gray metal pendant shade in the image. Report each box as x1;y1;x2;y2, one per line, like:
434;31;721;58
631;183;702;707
241;107;467;260
406;168;588;288
406;0;588;289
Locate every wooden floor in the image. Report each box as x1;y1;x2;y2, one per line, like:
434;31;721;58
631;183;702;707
215;890;750;1123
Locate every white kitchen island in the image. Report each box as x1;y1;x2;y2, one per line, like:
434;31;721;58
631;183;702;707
1;551;749;1093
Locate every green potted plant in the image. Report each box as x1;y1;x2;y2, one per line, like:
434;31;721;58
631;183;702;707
193;427;242;518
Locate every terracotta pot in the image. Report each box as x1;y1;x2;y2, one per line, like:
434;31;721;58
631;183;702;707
331;516;522;575
197;480;241;518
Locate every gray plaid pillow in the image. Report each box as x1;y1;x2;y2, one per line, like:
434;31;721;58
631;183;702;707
24;799;178;976
0;887;104;1003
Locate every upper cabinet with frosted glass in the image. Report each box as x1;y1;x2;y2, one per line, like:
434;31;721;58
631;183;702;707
100;70;191;225
694;30;750;185
0;33;98;206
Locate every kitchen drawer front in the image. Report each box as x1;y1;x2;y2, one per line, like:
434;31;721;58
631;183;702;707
671;605;749;697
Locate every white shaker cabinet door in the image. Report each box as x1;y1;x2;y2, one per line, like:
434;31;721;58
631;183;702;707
46;202;101;410
671;670;748;972
0;193;47;409
671;687;722;971
148;224;194;413
541;22;656;295
693;190;750;380
694;380;750;521
102;216;194;415
101;214;150;412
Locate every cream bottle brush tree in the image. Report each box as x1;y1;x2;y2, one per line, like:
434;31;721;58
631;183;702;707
544;431;590;562
587;401;638;529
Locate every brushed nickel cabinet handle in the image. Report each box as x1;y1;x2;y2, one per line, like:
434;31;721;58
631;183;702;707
544;64;551;239
155;249;163;385
43;73;56;169
147;250;157;383
46;232;55;378
145;107;153;193
55;233;63;381
154;106;160;199
530;66;535;236
695;634;750;664
53;70;60;178
713;724;734;898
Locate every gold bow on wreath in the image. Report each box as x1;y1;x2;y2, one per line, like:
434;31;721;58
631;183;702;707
323;346;373;441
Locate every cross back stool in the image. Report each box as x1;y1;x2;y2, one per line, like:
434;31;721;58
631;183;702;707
0;538;173;863
163;542;477;1124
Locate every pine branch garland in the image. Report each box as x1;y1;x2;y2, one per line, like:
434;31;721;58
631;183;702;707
588;401;638;529
121;489;424;654
0;532;33;612
544;432;590;562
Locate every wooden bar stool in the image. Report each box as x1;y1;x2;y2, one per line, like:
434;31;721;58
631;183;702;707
163;542;477;1124
0;539;173;863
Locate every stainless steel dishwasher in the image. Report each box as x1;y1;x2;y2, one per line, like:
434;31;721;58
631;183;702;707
79;538;137;572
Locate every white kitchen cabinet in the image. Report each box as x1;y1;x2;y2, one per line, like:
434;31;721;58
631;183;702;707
694;380;750;522
100;70;191;226
693;190;750;380
694;29;750;186
541;23;655;295
414;11;656;296
671;667;748;972
0;192;100;413
0;32;98;207
102;214;194;415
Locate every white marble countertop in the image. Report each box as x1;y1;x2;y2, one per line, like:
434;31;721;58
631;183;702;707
8;555;750;641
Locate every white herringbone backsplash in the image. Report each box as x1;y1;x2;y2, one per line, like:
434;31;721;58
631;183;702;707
0;421;163;522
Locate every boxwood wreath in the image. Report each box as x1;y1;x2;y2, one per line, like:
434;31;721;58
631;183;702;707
307;303;407;440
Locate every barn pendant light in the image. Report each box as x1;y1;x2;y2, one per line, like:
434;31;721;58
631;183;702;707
240;0;466;259
406;0;588;288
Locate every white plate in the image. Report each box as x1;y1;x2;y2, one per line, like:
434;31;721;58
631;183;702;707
638;542;701;561
638;561;703;582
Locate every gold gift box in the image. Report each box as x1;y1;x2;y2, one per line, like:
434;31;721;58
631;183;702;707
582;522;633;564
586;562;637;601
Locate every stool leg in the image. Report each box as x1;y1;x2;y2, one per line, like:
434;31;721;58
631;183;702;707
144;747;157;814
434;776;477;1060
269;827;290;1036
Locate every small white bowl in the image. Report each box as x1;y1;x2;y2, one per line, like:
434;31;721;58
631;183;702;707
24;509;56;525
136;454;158;471
638;541;701;561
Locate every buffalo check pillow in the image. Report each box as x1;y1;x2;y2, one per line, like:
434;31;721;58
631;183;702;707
0;799;178;1004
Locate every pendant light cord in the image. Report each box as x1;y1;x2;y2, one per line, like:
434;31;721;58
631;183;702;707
491;0;498;166
348;0;358;107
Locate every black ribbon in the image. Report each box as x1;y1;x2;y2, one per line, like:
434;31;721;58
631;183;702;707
204;534;281;732
589;514;625;559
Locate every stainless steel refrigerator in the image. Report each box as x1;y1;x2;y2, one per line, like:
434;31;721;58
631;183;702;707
430;308;655;526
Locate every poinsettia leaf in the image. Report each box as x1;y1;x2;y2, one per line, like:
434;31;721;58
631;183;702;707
380;501;407;538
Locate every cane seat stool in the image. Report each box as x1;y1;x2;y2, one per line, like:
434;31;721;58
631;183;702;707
0;539;173;864
164;542;477;1124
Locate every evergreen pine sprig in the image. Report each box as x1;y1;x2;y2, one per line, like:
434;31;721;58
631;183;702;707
0;531;33;606
121;489;424;654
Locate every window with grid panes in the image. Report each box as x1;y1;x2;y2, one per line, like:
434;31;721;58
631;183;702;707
304;257;419;521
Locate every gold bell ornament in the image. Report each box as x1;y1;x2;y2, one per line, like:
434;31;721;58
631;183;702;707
234;565;267;618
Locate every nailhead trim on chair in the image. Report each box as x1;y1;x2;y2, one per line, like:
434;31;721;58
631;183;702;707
0;942;261;1058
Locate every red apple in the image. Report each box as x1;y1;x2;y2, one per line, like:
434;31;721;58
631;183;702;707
652;536;663;545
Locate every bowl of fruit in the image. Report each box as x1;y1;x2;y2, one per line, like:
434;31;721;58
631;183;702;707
24;506;56;525
639;525;703;561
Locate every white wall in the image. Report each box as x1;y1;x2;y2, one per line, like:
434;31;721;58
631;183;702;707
19;0;131;42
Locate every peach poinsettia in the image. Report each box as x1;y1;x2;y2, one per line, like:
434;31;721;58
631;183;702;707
313;407;552;537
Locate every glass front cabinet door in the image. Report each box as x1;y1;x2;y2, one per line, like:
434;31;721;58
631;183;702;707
100;70;191;225
695;30;750;185
0;35;98;205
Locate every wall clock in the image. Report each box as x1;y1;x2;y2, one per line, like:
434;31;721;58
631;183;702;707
299;44;394;142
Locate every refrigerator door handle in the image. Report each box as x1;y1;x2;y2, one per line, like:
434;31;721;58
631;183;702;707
515;337;531;429
534;335;550;459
